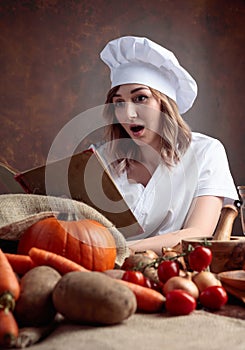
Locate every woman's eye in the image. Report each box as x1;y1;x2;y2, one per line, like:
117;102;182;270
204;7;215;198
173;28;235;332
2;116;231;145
134;95;148;103
114;101;125;108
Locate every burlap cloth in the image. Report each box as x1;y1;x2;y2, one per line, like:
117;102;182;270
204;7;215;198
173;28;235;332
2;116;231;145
0;194;130;266
8;311;245;350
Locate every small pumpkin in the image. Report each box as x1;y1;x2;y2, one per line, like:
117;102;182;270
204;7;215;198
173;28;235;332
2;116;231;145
17;217;116;271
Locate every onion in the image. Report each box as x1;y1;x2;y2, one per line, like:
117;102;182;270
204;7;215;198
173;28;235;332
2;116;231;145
121;254;153;271
121;253;159;283
163;273;199;299
162;250;178;259
192;271;222;293
137;250;159;259
162;248;186;270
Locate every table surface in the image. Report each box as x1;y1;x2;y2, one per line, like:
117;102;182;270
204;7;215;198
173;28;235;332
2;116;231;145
9;305;245;350
211;294;245;319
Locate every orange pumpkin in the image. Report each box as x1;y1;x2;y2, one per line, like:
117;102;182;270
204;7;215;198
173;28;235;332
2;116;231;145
17;217;117;271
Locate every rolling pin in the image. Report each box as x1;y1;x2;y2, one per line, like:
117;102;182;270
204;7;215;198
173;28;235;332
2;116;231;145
213;204;239;241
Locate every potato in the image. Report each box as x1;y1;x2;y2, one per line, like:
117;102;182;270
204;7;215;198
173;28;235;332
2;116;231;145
52;271;137;325
14;266;61;326
103;269;126;279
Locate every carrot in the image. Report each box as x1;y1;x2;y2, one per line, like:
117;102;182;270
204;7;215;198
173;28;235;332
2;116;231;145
0;308;18;348
116;279;165;313
5;253;36;276
0;249;20;311
28;247;90;275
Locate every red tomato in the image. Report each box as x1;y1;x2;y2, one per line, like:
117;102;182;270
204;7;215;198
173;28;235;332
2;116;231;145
188;246;212;272
122;270;145;286
165;289;197;316
199;286;228;310
157;260;180;283
143;276;152;288
147;279;164;292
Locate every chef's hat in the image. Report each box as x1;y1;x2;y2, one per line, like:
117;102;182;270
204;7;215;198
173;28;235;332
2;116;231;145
100;36;197;114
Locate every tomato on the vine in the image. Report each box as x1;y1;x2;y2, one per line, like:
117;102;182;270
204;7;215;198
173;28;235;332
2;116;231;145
143;276;152;288
165;289;197;316
157;260;180;283
149;280;164;292
188;246;212;272
199;286;228;310
122;270;145;286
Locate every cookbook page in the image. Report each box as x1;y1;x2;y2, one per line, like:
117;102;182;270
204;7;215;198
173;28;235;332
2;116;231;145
13;149;143;238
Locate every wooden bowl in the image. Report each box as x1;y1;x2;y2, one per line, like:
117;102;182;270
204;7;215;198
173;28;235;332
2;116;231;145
218;270;245;291
181;236;245;274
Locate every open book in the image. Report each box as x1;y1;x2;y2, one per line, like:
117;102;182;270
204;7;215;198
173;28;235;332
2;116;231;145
0;149;143;238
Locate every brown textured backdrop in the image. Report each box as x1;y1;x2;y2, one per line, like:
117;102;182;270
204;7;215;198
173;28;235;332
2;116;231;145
0;0;244;233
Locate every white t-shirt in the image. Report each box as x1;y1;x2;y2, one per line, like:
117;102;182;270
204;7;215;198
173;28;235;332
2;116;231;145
96;132;238;239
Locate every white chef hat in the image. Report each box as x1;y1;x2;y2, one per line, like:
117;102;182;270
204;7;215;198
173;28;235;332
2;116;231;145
100;36;197;114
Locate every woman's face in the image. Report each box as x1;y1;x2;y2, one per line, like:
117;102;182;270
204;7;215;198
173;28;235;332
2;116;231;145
112;84;163;151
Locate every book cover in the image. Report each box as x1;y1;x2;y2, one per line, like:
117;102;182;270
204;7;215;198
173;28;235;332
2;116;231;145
0;149;143;238
0;162;25;194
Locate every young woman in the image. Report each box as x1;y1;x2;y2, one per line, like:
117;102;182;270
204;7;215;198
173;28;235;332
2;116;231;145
98;36;238;255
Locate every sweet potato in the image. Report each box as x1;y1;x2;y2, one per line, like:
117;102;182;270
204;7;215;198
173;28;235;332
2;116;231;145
14;266;61;326
52;271;137;325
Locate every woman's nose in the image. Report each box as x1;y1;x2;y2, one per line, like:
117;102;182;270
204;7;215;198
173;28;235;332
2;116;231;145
126;102;137;119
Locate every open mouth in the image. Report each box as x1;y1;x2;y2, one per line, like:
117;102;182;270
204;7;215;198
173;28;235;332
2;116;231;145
130;125;145;133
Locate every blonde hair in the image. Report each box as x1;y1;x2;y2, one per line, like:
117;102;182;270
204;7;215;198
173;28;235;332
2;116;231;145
102;86;192;174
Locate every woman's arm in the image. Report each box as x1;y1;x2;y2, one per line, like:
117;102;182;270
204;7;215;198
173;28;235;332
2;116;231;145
127;195;223;255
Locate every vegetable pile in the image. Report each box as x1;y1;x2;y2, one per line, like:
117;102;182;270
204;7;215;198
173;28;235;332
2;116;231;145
0;219;231;348
17;217;117;271
120;245;228;316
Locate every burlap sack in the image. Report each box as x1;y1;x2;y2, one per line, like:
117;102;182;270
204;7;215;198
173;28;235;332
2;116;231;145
0;194;130;266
